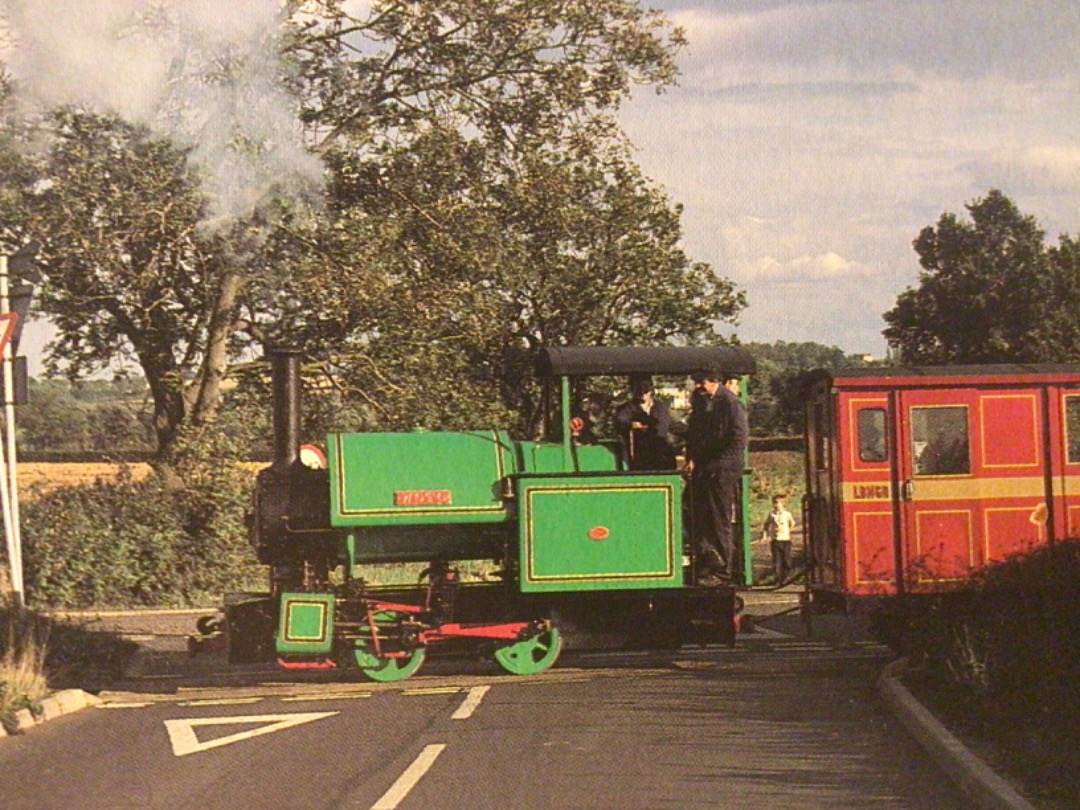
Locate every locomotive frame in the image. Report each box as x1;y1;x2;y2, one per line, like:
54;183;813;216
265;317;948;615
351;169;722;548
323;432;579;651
209;345;756;681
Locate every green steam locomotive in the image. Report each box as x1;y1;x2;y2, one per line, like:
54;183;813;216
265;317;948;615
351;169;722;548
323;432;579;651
206;345;754;682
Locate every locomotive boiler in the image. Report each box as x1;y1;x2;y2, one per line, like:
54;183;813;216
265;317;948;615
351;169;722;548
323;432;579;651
215;344;756;681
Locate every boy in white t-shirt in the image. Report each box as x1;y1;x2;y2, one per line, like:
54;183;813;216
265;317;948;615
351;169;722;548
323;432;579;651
762;494;796;583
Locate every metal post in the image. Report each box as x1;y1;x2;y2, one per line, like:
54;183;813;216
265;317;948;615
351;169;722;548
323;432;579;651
0;255;22;606
740;378;753;587
560;375;573;470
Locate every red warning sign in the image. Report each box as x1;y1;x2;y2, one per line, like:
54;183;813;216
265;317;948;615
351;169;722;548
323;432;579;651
0;313;17;355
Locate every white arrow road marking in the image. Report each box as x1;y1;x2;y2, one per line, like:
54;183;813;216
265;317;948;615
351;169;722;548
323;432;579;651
371;744;447;810
451;685;490;720
164;712;337;757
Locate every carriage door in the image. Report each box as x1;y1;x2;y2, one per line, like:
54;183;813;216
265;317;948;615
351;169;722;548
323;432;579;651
897;387;1048;588
837;392;897;593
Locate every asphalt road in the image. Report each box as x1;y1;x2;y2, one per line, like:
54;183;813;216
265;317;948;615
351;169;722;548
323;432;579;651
1;611;965;810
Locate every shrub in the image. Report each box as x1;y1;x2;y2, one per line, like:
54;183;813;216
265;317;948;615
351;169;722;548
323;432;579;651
876;540;1080;806
19;457;264;610
0;572;49;733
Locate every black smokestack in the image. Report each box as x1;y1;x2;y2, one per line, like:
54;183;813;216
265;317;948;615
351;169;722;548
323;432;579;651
269;346;302;470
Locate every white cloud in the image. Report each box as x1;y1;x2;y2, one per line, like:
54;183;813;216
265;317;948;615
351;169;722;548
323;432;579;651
669;1;1080;84
622;1;1080;353
961;144;1080;197
747;251;872;283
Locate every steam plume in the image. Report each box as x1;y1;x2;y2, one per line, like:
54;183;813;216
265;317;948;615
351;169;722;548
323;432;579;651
1;0;323;219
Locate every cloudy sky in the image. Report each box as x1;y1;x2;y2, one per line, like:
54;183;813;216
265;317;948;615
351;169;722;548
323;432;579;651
618;0;1080;355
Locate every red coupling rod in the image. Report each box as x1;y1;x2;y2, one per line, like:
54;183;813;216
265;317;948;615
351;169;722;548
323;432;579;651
421;622;532;643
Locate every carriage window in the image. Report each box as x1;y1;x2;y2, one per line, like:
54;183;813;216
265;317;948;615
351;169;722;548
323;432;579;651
1066;396;1080;464
911;406;970;476
857;408;888;462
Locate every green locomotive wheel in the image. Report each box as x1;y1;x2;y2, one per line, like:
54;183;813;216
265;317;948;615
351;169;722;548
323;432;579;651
353;610;426;682
492;626;562;676
353;644;426;682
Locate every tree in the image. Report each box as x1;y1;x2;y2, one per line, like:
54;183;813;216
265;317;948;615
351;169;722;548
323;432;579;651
744;341;858;436
289;0;684;155
14;378;153;456
260;1;745;435
2;1;745;455
883;190;1080;364
264;125;744;436
2;110;246;459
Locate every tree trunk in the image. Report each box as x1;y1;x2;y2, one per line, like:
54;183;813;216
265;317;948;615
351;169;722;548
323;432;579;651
144;357;188;463
188;271;246;426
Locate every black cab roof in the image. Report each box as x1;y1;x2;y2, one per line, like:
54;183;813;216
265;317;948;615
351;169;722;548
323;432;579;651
536;345;756;378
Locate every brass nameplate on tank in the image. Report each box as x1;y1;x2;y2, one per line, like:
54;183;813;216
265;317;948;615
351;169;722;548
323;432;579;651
394;489;452;506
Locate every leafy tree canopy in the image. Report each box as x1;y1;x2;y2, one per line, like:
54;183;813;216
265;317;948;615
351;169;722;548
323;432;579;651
883;189;1080;364
744;341;865;436
1;0;745;456
0;109;253;457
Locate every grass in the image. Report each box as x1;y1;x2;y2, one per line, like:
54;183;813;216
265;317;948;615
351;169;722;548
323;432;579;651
0;612;49;733
0;566;49;733
1;566;138;733
747;450;804;528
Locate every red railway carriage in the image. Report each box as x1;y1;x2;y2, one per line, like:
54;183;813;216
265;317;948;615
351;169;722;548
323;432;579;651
804;364;1080;605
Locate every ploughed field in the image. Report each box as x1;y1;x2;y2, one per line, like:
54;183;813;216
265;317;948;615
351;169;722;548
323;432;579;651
14;462;267;500
16;463;154;499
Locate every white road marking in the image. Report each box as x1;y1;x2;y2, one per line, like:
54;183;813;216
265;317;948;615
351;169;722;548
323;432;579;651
98;702;154;709
281;692;372;702
370;744;447;810
164;712;337;756
451;685;490;720
177;698;262;707
402;687;462;696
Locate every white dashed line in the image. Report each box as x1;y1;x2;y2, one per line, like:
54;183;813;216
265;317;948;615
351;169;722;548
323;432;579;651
451;685;490;720
370;744;447;810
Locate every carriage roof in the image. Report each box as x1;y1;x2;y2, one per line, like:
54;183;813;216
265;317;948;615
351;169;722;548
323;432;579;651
811;363;1080;388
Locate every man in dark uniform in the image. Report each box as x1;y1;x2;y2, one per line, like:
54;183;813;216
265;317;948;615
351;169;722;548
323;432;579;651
613;374;677;470
685;370;748;585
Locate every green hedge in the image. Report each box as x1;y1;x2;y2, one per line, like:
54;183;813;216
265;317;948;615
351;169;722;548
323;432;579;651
16;463;264;609
875;540;1079;806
